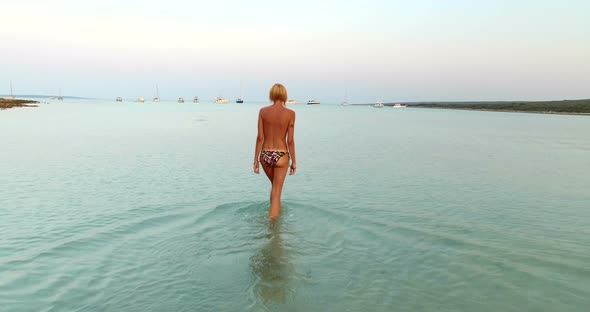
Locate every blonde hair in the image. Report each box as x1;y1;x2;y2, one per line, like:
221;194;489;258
269;83;288;104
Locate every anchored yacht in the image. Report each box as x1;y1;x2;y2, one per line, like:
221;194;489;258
214;97;229;104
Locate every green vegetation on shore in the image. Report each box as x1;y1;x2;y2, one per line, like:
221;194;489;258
0;98;39;110
406;99;590;114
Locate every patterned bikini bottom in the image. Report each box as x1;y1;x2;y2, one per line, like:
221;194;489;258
260;150;289;167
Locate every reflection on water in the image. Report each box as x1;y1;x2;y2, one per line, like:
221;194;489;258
250;220;293;307
3;102;590;311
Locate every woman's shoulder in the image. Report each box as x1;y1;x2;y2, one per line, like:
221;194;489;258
259;105;294;118
259;105;272;114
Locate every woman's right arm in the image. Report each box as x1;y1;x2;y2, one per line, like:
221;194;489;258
287;111;296;175
253;111;264;174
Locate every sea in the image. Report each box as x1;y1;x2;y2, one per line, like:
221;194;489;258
1;99;589;311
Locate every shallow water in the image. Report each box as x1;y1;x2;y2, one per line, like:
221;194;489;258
1;100;589;311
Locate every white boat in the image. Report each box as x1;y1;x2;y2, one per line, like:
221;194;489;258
153;84;160;102
178;97;185;103
392;103;407;108
193;96;199;103
286;99;299;105
137;97;145;103
374;102;384;108
116;97;123;102
6;81;14;100
49;96;55;100
307;99;320;105
214;97;229;104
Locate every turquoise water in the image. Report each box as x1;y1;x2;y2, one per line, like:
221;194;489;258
1;100;589;311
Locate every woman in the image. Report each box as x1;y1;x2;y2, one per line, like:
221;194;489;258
253;83;297;220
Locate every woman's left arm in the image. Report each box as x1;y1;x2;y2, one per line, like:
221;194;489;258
287;111;296;175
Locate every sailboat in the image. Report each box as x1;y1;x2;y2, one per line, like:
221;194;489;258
193;96;199;103
153;84;160;102
57;88;63;101
7;81;15;100
341;88;349;105
236;80;244;103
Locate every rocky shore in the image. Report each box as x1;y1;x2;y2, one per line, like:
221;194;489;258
0;98;39;110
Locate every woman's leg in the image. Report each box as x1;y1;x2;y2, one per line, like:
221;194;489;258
262;164;274;203
262;163;274;182
268;156;289;220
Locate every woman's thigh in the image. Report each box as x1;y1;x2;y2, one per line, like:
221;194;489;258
261;155;289;184
271;156;290;187
262;163;274;182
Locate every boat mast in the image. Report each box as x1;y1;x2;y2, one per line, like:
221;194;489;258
156;84;159;98
345;88;348;103
10;81;13;97
342;88;348;104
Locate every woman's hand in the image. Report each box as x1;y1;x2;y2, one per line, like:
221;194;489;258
253;162;260;174
289;164;296;176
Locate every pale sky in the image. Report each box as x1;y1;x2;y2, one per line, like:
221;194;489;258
1;0;589;102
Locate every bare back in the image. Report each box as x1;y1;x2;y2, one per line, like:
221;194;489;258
253;85;297;220
259;104;295;151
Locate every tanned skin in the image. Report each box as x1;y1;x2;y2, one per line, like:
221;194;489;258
253;100;296;220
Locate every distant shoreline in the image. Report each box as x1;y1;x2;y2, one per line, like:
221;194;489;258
0;98;39;110
2;96;589;116
407;106;590;116
402;99;590;116
347;99;588;116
